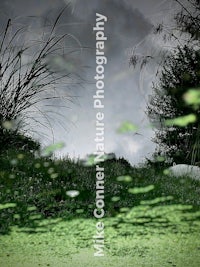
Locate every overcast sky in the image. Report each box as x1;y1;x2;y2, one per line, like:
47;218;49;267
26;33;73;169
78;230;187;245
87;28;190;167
1;0;181;165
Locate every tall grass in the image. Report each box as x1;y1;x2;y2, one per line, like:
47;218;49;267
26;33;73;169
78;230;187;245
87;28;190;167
0;8;81;142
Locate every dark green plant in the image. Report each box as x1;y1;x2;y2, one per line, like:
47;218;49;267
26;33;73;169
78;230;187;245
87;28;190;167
130;0;200;165
148;46;200;164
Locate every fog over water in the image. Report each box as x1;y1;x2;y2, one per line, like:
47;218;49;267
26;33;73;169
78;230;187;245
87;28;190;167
0;0;180;164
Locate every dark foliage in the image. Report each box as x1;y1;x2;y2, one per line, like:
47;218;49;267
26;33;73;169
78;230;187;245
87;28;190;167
148;46;200;164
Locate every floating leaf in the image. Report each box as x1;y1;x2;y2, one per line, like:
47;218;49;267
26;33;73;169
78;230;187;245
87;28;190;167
29;214;42;220
48;168;54;174
140;196;173;205
82;154;110;166
165;114;196;127
128;185;155;194
119;207;130;213
156;156;165;162
183;89;200;106
41;142;65;157
2;120;13;130
116;175;133;182
51;173;59;179
13;214;20;219
0;203;17;210
117;121;138;134
163;169;170;175
10;159;18;166
17;154;24;160
50;55;80;73
27;206;37;211
35;163;41;169
111;196;120;202
43;162;50;167
66;190;80;198
82;154;96;166
76;209;84;214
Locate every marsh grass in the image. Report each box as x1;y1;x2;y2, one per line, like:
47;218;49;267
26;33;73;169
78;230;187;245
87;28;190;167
0;137;200;235
0;8;83;148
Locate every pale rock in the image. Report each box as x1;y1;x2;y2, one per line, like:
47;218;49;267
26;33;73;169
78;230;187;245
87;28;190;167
168;164;200;181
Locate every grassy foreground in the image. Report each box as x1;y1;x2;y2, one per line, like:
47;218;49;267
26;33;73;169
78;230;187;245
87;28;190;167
0;139;200;266
0;217;200;267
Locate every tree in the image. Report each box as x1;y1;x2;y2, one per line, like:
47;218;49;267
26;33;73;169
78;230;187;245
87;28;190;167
148;0;200;165
130;0;200;165
148;45;200;165
174;0;200;41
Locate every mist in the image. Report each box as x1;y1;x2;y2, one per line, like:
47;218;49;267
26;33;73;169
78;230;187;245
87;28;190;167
0;0;178;165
